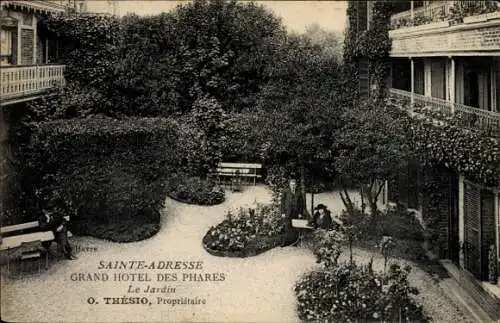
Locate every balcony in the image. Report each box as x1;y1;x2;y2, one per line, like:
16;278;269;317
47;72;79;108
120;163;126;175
389;1;500;56
389;88;500;134
0;65;66;106
0;1;68;15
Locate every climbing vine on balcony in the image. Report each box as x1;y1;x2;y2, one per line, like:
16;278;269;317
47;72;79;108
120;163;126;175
345;0;499;187
387;97;500;187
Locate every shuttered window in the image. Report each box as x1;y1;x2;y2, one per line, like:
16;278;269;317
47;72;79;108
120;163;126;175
356;2;368;33
359;58;370;100
464;182;481;279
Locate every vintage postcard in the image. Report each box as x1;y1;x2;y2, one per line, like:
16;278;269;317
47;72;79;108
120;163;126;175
1;0;500;322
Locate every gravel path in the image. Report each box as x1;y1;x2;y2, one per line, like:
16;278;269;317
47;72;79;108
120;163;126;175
1;186;316;323
0;187;468;322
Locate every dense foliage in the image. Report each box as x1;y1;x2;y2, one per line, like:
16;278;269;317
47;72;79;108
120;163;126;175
37;0;345;183
231;33;344;184
166;172;224;206
12;116;181;241
340;205;427;262
45;0;286;117
343;1;393;104
334;99;410;216
39;14;121;116
386;96;500;187
203;203;284;256
295;262;428;322
296;219;427;322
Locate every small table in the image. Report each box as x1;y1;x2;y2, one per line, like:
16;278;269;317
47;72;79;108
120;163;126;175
292;219;314;247
7;240;49;278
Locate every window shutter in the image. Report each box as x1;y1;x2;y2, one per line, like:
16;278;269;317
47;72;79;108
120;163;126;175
464;182;481;279
359;58;370;100
356;1;368;33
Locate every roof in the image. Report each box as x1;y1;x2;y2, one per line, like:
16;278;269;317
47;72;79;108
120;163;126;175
0;1;67;15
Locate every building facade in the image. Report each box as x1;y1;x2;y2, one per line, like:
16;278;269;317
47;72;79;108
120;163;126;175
356;0;500;319
0;0;70;227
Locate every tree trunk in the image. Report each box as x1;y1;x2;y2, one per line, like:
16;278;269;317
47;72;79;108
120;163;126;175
360;185;366;214
367;179;385;219
310;172;314;217
339;189;355;215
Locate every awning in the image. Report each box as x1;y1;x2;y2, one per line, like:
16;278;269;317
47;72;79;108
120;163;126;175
0;1;67;15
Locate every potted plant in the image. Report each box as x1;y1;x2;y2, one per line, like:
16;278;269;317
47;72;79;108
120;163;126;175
489;244;498;284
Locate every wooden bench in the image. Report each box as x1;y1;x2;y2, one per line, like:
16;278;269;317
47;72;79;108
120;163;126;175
0;217;73;275
213;162;262;188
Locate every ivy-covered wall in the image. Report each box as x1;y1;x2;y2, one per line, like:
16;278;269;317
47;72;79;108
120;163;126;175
343;1;393;104
346;0;500;256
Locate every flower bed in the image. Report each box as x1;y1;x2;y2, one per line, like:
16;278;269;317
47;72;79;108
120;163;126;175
296;227;429;322
295;262;429;322
203;203;284;257
166;172;225;206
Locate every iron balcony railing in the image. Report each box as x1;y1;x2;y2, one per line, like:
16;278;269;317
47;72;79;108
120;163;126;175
390;0;500;30
389;88;500;133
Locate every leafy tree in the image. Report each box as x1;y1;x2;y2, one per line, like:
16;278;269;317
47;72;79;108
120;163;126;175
334;100;410;218
179;95;228;177
116;0;286;115
250;33;343;188
303;23;343;63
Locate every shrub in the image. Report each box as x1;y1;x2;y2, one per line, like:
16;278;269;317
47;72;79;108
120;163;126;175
295;262;429;322
309;229;346;269
341;206;424;242
377;206;425;241
166;172;225;205
203;202;284;255
340;208;371;237
14;116;181;242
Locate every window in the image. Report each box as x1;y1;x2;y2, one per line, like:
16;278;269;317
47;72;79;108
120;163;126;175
0;29;12;56
0;29;13;65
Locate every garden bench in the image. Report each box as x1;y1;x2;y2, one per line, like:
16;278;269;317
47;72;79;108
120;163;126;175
213;162;262;188
0;217;72;276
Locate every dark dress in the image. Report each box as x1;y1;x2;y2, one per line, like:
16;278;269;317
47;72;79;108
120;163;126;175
311;210;333;230
280;188;307;245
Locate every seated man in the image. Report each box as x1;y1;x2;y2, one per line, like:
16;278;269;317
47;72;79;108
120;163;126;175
310;204;333;230
39;209;76;260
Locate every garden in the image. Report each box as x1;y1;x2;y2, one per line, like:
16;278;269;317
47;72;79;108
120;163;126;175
1;1;481;322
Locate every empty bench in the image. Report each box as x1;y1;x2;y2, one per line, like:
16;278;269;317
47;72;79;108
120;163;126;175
214;162;262;188
0;218;72;276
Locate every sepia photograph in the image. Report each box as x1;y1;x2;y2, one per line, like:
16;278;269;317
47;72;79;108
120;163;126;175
0;0;500;322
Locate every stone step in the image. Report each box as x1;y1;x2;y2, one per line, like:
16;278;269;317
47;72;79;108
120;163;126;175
441;260;500;321
440;278;494;323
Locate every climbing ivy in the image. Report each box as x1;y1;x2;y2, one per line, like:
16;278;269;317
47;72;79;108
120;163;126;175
386;97;500;187
345;0;500;255
345;0;500;187
343;1;393;103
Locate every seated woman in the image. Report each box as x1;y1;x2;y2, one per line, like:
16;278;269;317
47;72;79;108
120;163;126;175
310;204;333;230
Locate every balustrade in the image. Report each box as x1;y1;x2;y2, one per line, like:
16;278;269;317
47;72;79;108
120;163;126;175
0;65;66;102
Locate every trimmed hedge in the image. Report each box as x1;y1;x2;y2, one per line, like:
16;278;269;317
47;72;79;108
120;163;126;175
14;116;181;242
